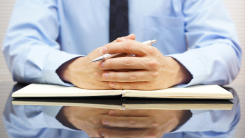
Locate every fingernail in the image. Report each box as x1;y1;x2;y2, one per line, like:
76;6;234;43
110;82;115;87
103;73;109;80
102;118;109;125
102;47;107;54
99;130;104;137
109;110;115;115
100;62;105;68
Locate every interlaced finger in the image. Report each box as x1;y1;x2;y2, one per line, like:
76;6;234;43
98;128;159;138
102;116;157;128
102;71;158;82
108;109;150;116
102;40;150;56
109;81;156;90
99;57;151;70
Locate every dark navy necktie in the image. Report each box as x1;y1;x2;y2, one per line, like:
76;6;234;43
109;0;129;42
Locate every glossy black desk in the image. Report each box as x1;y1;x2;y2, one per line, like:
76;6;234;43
0;82;243;138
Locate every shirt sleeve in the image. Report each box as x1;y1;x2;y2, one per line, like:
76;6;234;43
3;104;78;134
2;92;77;132
169;0;242;87
2;0;82;86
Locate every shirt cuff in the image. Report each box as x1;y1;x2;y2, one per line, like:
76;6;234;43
168;50;209;87
43;49;84;86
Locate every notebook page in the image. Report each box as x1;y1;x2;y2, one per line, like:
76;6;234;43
12;84;122;98
122;85;233;99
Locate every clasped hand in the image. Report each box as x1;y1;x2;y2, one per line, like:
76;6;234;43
57;107;191;138
58;34;191;90
98;109;188;138
99;37;191;90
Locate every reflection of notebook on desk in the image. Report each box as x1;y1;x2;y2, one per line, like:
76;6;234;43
12;97;234;110
12;84;233;99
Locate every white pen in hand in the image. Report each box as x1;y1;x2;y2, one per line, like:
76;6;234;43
91;39;156;62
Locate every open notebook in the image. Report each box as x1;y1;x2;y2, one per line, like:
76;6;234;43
12;84;233;99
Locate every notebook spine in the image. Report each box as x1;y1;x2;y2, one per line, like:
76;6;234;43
121;104;126;110
121;90;126;97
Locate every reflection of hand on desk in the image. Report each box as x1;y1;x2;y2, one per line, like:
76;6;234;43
56;106;110;138
56;106;191;138
98;109;192;138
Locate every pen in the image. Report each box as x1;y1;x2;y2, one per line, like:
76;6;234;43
91;39;156;62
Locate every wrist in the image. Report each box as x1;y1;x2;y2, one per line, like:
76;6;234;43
56;107;79;130
167;57;192;85
172;110;192;131
56;57;80;83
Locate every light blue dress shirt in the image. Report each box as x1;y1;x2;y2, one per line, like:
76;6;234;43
2;0;242;87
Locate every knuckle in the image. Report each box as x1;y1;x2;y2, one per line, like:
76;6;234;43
129;73;137;81
92;82;100;88
116;110;123;115
130;83;137;90
147;130;158;138
123;136;131;138
124;58;134;67
106;132;112;138
93;108;100;112
106;60;113;68
111;73;117;80
144;46;156;55
130;110;137;116
123;40;132;51
152;72;160;79
91;118;101;125
128;120;137;127
153;47;158;52
139;44;145;52
151;119;159;127
148;110;156;114
93;72;100;78
148;47;156;55
148;60;159;70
